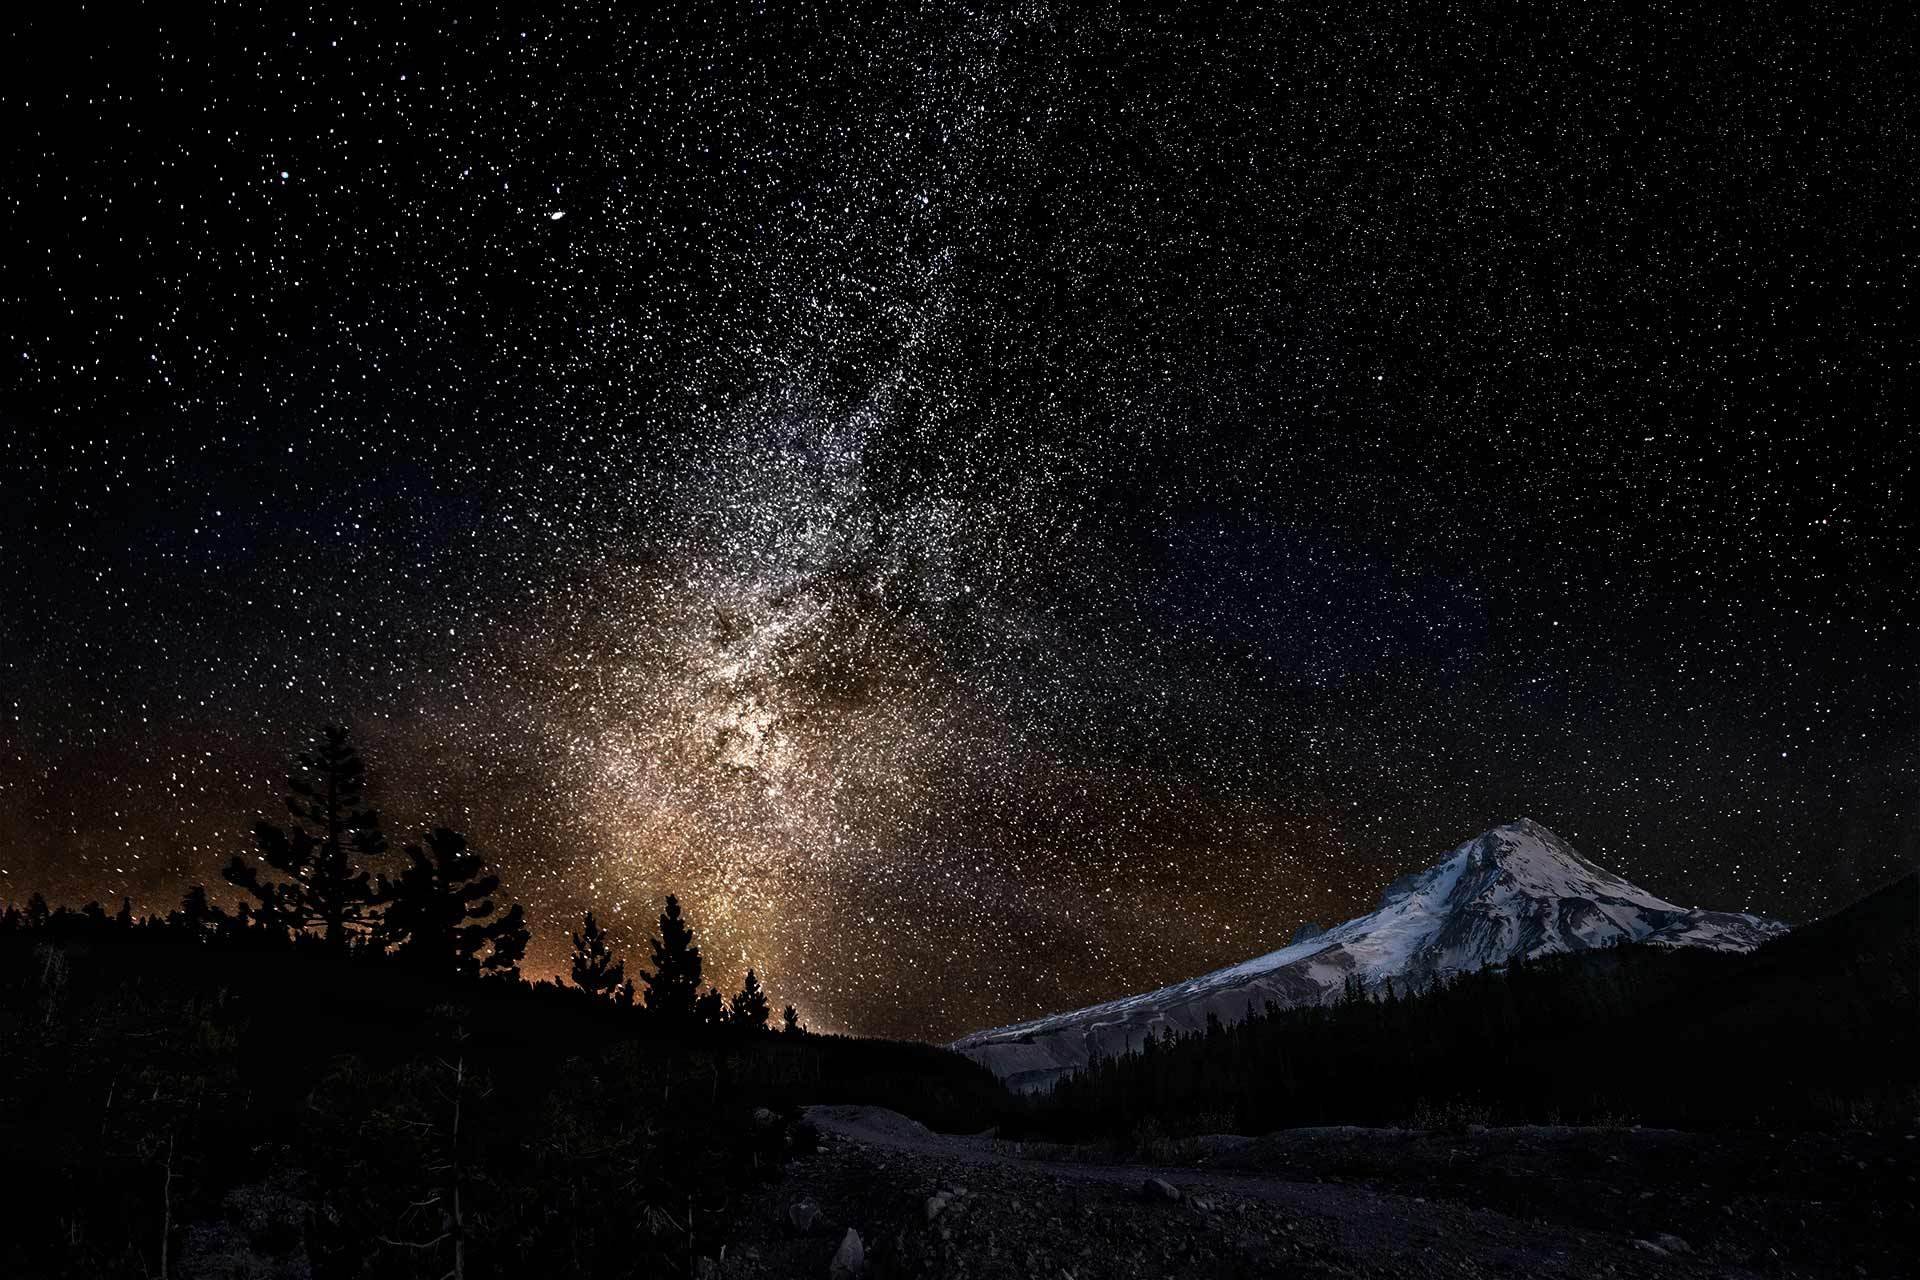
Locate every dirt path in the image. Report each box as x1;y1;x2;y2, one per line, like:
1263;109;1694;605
713;1106;1762;1279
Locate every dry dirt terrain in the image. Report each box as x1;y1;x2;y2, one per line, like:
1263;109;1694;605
708;1107;1916;1279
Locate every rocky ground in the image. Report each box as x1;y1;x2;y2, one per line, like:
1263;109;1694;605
707;1108;1916;1280
1202;1122;1917;1279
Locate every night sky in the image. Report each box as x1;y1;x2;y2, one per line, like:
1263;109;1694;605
2;2;1913;1041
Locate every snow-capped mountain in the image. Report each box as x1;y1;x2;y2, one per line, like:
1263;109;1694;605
953;819;1787;1091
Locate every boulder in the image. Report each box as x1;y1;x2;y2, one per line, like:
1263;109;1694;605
829;1227;865;1278
1653;1232;1691;1255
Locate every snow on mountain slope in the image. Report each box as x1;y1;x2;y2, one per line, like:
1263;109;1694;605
952;819;1787;1092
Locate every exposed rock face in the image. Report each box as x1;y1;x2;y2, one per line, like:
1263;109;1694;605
952;819;1787;1091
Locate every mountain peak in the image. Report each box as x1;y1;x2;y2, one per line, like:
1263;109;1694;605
954;820;1788;1091
1445;818;1657;906
1376;819;1591;910
1477;818;1589;867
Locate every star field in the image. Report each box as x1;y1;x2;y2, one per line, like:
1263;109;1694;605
1;2;1913;1039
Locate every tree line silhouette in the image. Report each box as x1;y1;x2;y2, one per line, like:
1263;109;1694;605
1;724;804;1034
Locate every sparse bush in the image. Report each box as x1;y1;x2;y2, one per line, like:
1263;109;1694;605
1409;1098;1493;1134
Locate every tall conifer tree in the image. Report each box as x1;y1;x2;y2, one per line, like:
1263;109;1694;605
569;911;625;998
642;895;703;1025
730;968;771;1030
223;725;387;946
375;828;529;978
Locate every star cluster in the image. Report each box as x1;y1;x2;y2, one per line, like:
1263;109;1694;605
2;2;1913;1039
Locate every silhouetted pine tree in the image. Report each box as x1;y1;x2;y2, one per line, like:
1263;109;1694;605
25;892;49;930
170;884;225;934
375;828;530;979
642;895;702;1026
730;968;771;1030
223;725;388;946
569;911;625;998
694;986;727;1026
781;1005;805;1035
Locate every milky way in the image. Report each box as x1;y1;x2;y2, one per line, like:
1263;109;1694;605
2;3;1913;1039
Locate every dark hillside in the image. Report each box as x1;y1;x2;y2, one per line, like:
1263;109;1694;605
1544;870;1918;1121
0;921;1008;1278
